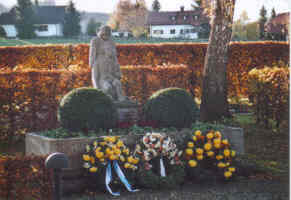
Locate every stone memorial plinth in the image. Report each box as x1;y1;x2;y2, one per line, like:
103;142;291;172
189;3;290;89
114;100;139;123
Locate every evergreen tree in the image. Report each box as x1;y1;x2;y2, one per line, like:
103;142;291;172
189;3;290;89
62;1;81;37
271;8;276;19
259;5;267;40
34;0;39;6
152;0;161;12
192;0;202;10
15;0;36;39
86;18;102;36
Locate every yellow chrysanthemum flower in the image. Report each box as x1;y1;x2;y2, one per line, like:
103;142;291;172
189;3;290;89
214;131;221;138
123;148;130;155
117;140;124;148
197;155;203;160
224;149;231;157
217;162;226;168
207;151;214;157
108;136;117;143
106;148;113;156
204;143;212;151
83;154;90;161
109;154;117;161
192;136;197;141
90;157;95;164
216;155;223;160
89;167;98;173
96;151;104;159
224;171;232;178
120;155;125;162
188;160;197;167
100;142;106;146
229;167;236;172
231;150;236;157
127;156;134;163
132;158;139;164
124;163;131;169
188;142;194;148
185;148;193;156
213;138;221;145
222;139;229;145
214;143;221;149
104;137;110;142
100;158;105;162
206;132;214;140
196;148;204;155
194;130;202;136
114;148;121;155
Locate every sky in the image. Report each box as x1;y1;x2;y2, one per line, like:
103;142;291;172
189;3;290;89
1;0;290;22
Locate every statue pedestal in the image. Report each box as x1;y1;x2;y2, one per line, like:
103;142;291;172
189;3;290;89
114;100;139;123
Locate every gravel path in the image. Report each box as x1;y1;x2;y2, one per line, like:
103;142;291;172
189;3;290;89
64;178;289;200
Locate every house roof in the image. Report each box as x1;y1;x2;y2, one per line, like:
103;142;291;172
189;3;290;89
35;6;66;24
0;5;66;25
147;8;210;26
265;12;290;33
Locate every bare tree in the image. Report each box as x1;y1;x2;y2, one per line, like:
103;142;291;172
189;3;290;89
108;0;148;37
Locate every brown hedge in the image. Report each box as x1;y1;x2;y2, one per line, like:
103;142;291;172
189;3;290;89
0;65;190;142
0;42;289;98
248;62;289;128
0;154;53;200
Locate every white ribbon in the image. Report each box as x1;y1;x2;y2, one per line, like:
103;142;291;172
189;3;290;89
160;157;166;177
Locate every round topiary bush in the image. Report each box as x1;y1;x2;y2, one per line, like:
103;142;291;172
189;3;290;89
143;87;199;128
58;87;117;132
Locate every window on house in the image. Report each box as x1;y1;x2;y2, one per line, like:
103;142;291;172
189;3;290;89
185;29;190;33
184;15;188;20
153;30;164;35
193;15;198;20
170;29;176;34
180;29;184;34
171;16;176;21
191;28;195;33
35;25;48;32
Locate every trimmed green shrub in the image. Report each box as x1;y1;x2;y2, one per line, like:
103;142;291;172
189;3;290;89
143;87;199;128
58;87;117;132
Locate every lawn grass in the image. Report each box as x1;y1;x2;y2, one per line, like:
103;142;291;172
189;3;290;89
0;37;209;46
232;114;289;181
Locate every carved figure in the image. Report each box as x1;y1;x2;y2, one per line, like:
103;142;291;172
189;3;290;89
89;25;127;101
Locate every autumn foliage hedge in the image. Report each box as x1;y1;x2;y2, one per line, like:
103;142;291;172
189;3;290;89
0;154;52;200
0;65;190;142
248;62;289;128
0;41;289;98
0;42;289;143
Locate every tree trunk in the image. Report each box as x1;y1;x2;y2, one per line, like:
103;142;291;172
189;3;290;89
200;0;235;122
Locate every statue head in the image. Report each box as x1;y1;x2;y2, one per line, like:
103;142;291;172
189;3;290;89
97;25;112;41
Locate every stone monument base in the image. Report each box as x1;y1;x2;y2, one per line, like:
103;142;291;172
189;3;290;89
114;99;139;123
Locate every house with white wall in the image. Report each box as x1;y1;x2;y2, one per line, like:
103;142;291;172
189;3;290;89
0;5;65;37
147;6;210;39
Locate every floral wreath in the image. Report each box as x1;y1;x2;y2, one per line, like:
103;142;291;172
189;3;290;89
134;132;185;188
82;136;139;196
184;129;236;180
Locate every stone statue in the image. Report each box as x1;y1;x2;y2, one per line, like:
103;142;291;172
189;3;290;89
89;25;127;101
